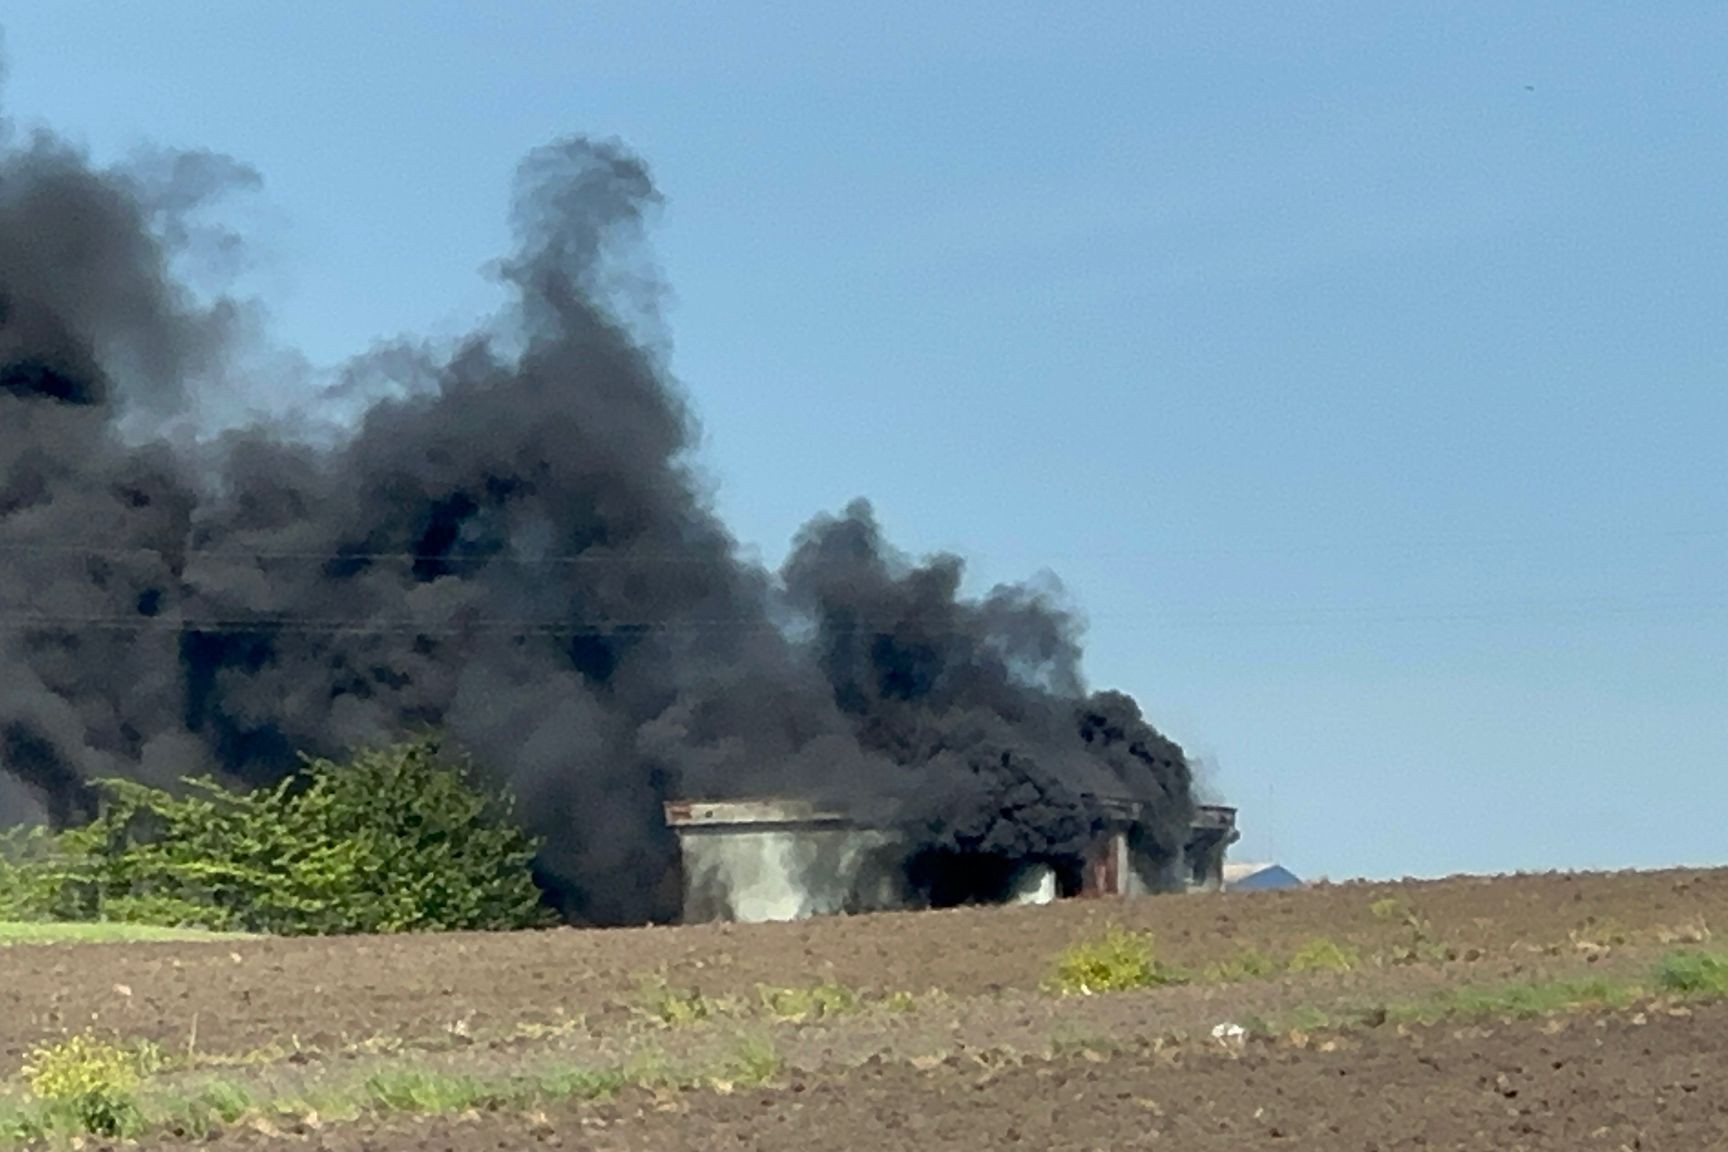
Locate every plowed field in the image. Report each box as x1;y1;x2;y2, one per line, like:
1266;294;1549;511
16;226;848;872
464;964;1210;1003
5;866;1727;1149
196;1003;1728;1152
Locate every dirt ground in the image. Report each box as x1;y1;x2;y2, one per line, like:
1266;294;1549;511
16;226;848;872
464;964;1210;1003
4;866;1724;1073
170;1001;1728;1152
6;866;1728;1149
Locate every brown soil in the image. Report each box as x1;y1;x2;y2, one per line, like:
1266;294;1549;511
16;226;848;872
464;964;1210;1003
139;1002;1728;1151
84;946;1659;1118
3;866;1724;1074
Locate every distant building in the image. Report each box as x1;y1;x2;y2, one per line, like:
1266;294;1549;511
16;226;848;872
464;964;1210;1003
662;797;1240;924
1222;861;1303;891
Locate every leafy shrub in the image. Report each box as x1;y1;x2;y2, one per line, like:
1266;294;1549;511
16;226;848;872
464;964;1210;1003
0;827;74;922
1287;937;1361;974
1049;924;1185;995
20;1033;154;1137
51;735;554;935
1654;950;1728;997
756;982;860;1021
724;1035;785;1086
363;1068;488;1114
1368;896;1409;921
635;977;737;1026
185;1080;256;1128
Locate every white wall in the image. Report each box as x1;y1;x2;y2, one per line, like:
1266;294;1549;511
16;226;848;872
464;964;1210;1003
676;825;904;923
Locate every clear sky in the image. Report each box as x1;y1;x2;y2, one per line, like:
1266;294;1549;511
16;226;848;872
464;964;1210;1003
3;3;1723;881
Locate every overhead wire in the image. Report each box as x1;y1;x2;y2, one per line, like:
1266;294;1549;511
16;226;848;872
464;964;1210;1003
0;594;1720;637
0;528;1719;634
0;523;1720;565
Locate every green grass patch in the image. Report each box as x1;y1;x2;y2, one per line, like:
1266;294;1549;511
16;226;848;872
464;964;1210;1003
1286;937;1361;974
1368;896;1410;922
1202;946;1281;983
0;921;250;945
721;1034;786;1087
13;1032;160;1139
1416;978;1633;1022
756;982;861;1022
1202;939;1358;984
633;977;740;1027
1245;976;1643;1040
1049;924;1187;995
1279;1003;1345;1035
171;1080;257;1130
130;1081;260;1141
1250;953;1728;1045
3;1040;787;1149
354;1063;630;1115
1654;950;1728;997
361;1068;491;1115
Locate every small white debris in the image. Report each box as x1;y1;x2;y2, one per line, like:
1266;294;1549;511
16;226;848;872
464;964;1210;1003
1211;1021;1247;1045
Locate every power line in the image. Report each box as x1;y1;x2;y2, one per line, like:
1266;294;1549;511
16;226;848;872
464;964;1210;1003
0;593;1720;637
0;524;1721;566
0;540;725;564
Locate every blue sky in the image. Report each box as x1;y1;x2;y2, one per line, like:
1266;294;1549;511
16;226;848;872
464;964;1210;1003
4;3;1724;880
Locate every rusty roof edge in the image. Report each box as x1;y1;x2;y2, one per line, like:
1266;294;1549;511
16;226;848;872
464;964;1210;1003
664;796;1237;831
662;799;862;828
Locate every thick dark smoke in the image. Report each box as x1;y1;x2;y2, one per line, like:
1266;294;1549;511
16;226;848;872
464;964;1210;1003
784;505;1193;904
0;98;1194;922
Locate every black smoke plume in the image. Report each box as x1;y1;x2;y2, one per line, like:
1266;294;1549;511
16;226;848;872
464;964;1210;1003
0;99;1194;922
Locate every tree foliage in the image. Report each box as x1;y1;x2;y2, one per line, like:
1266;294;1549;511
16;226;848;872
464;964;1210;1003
2;736;554;934
0;826;67;921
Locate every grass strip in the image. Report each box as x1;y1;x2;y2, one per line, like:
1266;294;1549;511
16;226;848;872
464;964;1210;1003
0;1035;784;1148
0;921;252;945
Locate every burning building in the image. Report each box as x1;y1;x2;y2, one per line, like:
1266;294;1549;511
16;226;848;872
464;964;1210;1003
0;91;1214;928
665;797;1238;923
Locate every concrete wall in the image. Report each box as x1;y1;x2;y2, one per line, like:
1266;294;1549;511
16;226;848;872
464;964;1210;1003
1125;827;1184;896
1011;864;1058;904
673;823;1082;922
675;824;905;923
668;801;1238;923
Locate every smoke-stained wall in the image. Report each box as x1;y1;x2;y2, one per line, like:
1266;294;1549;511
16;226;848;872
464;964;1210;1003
0;93;1196;924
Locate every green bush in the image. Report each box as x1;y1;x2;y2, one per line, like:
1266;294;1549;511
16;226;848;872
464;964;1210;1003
1049;924;1186;995
1287;937;1361;974
0;827;67;921
1368;896;1409;922
45;735;554;935
756;982;861;1021
635;977;738;1027
19;1033;155;1138
1654;950;1728;997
